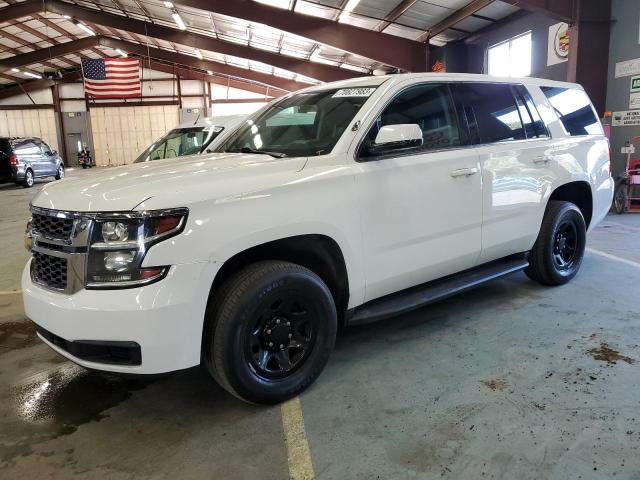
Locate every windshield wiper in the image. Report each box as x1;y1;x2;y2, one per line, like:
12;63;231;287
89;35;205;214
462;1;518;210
226;147;286;158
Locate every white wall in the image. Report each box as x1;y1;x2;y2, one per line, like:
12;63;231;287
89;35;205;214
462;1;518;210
0;109;59;152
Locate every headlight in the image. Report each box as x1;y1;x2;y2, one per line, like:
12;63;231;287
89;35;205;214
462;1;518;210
86;208;188;288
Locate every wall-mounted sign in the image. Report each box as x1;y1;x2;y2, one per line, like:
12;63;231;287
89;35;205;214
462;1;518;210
547;22;570;66
630;92;640;110
66;112;82;118
615;58;640;78
632;76;640;93
186;108;200;114
612;110;640;126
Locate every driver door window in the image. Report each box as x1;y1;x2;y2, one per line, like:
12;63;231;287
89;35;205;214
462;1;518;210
361;83;462;158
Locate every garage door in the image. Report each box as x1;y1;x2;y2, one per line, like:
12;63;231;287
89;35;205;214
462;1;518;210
91;105;179;166
0;109;59;153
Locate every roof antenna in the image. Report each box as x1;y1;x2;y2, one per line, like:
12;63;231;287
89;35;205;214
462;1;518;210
193;109;201;125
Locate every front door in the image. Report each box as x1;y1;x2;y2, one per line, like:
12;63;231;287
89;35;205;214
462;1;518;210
355;82;483;302
38;140;57;175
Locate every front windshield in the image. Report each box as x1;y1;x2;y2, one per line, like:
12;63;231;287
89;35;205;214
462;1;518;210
134;126;223;163
217;87;376;157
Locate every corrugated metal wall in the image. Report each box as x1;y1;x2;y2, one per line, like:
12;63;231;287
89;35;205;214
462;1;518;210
90;105;179;166
0;109;59;153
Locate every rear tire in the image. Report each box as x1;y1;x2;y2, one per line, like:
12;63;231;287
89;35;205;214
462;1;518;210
525;201;586;286
55;164;64;180
202;261;337;404
614;184;627;214
22;169;34;188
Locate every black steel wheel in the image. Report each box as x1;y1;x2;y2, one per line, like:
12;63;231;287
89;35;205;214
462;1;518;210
525;200;586;286
614;184;627;214
22;169;34;188
203;261;337;404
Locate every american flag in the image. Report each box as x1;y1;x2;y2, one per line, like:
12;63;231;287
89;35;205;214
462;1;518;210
81;58;141;98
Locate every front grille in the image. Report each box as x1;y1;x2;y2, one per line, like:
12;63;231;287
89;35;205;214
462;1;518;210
32;252;67;290
32;212;74;241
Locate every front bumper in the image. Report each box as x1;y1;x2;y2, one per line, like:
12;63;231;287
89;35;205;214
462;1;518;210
22;259;217;374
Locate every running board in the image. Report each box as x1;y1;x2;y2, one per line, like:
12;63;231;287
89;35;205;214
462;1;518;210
346;254;529;326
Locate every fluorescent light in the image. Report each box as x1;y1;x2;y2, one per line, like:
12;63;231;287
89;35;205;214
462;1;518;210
11;68;20;73
63;15;71;19
338;0;360;22
115;49;128;58
24;72;42;79
194;48;203;60
171;12;186;30
76;22;96;36
163;1;174;7
206;70;213;75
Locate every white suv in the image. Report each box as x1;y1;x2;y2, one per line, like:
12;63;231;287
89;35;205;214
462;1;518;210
23;73;613;404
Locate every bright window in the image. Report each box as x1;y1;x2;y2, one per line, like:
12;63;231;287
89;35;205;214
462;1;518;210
488;32;532;77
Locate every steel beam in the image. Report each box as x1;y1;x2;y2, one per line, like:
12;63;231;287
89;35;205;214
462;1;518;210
418;0;495;42
30;0;356;83
0;0;40;22
97;37;306;93
0;37;98;72
374;0;419;32
0;71;80;100
172;0;427;71
500;0;575;23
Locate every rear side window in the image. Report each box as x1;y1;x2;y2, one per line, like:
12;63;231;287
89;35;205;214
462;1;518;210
541;86;602;136
362;83;462;155
512;85;548;138
0;139;10;156
454;83;525;143
14;140;40;156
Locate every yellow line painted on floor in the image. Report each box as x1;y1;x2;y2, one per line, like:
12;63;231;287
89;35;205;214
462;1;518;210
281;396;315;480
587;248;640;269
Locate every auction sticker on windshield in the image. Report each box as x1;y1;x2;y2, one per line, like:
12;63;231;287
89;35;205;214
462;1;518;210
332;88;376;98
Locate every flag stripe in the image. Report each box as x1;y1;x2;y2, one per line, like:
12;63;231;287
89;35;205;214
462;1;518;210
82;57;141;99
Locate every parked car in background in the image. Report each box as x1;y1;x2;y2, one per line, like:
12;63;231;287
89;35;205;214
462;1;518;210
22;73;613;404
133;115;245;163
0;137;65;188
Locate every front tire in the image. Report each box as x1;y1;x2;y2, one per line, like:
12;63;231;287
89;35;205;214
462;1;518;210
525;201;586;286
203;261;337;404
22;169;34;188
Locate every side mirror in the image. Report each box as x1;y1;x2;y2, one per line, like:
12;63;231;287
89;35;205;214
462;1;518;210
365;124;423;156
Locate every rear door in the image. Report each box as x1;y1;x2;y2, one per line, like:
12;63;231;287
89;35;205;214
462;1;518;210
14;139;42;175
452;82;552;263
355;82;483;301
0;139;11;179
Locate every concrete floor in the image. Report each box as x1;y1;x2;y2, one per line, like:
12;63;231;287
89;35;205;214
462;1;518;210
1;169;640;479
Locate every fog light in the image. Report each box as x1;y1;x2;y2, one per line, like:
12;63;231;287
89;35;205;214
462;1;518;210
102;221;129;242
104;251;136;272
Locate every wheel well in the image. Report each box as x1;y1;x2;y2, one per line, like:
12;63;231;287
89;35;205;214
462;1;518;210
549;181;593;228
210;235;350;323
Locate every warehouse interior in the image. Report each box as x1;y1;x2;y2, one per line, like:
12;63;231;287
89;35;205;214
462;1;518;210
1;0;640;478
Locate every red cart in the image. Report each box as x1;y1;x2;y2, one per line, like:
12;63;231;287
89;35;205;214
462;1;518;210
614;136;640;214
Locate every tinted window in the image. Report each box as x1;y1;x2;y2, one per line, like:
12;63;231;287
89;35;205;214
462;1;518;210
455;83;525;143
541;86;602;136
40;141;52;155
513;85;547;138
362;83;461;155
0;139;10;155
14;140;40;156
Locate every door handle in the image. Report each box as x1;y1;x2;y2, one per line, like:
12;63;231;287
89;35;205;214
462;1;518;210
534;156;553;165
450;167;478;178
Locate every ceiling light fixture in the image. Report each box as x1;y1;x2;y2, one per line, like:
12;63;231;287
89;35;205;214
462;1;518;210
11;68;20;73
338;0;360;22
171;12;187;30
163;1;174;7
194;48;203;60
63;15;71;19
24;72;42;79
76;22;96;36
206;70;213;75
115;49;128;58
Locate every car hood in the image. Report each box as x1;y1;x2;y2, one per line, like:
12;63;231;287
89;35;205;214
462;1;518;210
32;153;307;212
